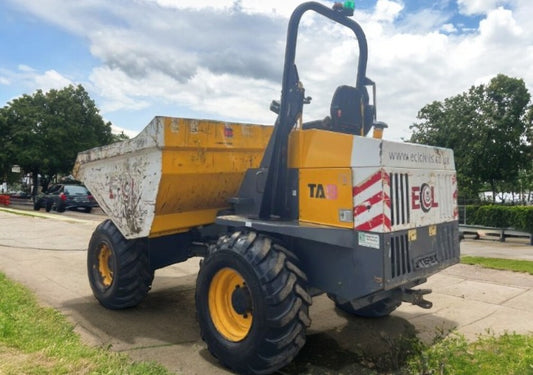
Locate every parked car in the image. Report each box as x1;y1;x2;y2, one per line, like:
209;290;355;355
9;190;32;199
34;184;98;213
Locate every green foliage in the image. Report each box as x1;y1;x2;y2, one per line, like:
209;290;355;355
410;74;532;200
0;85;118;181
461;256;533;275
465;205;533;233
407;332;533;375
111;130;130;143
0;271;169;375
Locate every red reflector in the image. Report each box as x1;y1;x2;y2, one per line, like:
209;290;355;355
60;193;67;201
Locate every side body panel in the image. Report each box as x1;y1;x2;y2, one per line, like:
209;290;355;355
152;118;272;237
289;129;354;228
299;168;353;228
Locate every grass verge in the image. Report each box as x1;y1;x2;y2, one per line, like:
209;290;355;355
461;256;533;275
0;271;171;375
406;257;533;374
406;332;533;374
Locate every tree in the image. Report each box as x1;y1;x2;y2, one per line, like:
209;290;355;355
0;110;12;183
0;84;117;195
1;90;48;193
409;74;532;202
522;105;533;202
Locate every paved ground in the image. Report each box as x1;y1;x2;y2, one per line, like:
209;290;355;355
1;207;533;374
460;236;533;260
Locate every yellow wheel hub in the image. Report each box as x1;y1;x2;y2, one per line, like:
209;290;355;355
98;244;113;287
208;268;253;342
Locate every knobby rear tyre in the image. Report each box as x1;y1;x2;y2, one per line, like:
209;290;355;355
196;231;312;375
87;219;154;309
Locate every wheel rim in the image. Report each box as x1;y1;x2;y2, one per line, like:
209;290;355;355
208;268;253;342
97;243;114;288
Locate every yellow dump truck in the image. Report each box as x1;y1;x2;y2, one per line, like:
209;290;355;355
75;2;460;374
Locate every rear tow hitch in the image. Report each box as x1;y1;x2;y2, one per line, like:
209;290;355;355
401;288;433;309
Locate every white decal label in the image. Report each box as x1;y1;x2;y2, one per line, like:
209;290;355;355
358;232;380;249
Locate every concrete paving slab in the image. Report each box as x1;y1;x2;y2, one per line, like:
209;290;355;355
395;294;503;342
0;208;98;251
124;344;230;375
436;279;526;305
502;289;533;311
444;263;533;288
460;306;533;338
422;272;468;290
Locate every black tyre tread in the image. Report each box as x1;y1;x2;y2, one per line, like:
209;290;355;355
264;272;296;304
267;297;303;327
257;250;286;283
295;284;313;305
197;231;311;375
56;202;66;212
298;309;312;327
88;219;153;309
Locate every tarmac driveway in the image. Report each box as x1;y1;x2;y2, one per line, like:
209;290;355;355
1;208;533;374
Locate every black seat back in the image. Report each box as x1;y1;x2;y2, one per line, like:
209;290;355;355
330;85;373;135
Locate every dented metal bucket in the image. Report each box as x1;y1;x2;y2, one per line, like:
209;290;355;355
74;117;272;239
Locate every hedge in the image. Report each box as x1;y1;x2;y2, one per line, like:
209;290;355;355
465;205;533;234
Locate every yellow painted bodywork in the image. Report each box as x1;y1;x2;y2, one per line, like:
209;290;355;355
289;129;354;228
150;118;272;237
288;129;353;168
299;168;354;228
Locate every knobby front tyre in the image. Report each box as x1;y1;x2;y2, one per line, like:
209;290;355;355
196;231;312;374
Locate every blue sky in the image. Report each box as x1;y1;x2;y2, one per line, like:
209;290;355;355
0;0;531;140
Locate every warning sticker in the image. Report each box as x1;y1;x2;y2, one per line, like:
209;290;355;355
358;232;380;250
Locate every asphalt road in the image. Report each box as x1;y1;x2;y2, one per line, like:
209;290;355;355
1;207;533;374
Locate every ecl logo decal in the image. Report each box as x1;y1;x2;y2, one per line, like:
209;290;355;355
411;183;438;212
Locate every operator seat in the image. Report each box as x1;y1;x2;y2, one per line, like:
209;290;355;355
330;85;373;135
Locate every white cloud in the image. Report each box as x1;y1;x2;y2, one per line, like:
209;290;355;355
90;65;278;124
478;7;522;43
148;0;306;17
457;0;504;15
34;70;73;91
110;124;138;138
441;23;457;33
89;67;151;112
373;0;404;22
17;64;35;72
0;65;72;95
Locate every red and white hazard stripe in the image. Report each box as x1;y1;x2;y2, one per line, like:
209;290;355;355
452;173;459;219
353;169;391;232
